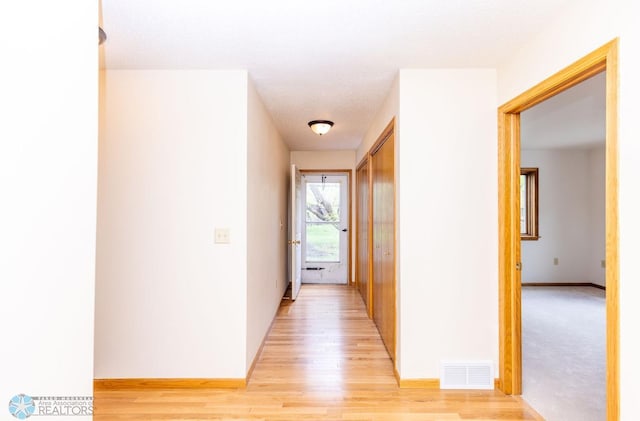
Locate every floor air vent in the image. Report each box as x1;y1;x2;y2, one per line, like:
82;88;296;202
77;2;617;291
440;360;494;389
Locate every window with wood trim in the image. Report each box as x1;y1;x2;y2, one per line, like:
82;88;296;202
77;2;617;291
520;168;539;240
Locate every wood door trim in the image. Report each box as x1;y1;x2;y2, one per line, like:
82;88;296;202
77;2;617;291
497;39;618;421
370;118;395;156
299;169;353;285
356;154;369;172
367;157;374;320
355;160;372;317
355;164;361;294
356;155;375;319
500;42;611;114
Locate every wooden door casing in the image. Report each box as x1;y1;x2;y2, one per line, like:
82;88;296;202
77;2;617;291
356;160;371;316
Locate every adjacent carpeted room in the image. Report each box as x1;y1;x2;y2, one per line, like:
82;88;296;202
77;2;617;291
522;286;606;421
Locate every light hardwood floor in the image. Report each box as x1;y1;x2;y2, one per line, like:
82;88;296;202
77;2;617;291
94;285;542;420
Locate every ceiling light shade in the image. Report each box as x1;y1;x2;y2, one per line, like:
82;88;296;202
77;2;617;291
99;27;107;45
308;120;334;136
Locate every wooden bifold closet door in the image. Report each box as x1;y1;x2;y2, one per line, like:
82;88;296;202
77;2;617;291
356;120;396;362
370;126;396;361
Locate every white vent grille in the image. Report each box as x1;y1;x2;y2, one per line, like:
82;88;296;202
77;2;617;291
440;360;494;389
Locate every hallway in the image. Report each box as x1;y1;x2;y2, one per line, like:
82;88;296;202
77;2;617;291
250;285;396;390
94;285;541;420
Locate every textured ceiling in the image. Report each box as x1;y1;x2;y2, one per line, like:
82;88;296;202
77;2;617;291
521;72;606;150
101;0;574;151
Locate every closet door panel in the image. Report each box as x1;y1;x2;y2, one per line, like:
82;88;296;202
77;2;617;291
371;132;395;361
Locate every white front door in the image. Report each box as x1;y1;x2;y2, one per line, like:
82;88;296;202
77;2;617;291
289;164;302;300
301;173;349;284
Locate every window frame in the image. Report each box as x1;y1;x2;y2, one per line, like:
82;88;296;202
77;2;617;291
520;167;539;241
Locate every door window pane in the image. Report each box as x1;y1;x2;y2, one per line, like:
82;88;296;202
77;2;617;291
305;181;341;262
520;168;539;240
305;223;339;262
306;183;341;222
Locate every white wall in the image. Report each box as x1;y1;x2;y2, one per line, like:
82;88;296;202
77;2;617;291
0;0;97;406
95;70;249;378
357;75;400;163
589;146;606;285
497;0;640;415
246;79;289;370
521;148;605;285
619;19;640;417
291;150;355;170
290;150;357;282
398;69;498;379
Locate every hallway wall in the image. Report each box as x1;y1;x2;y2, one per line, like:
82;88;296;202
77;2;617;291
291;150;356;170
96;70;249;378
247;78;290;370
358;75;399;161
398;69;499;379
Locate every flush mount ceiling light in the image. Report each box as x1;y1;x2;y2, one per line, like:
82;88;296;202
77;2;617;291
308;120;334;136
99;27;107;45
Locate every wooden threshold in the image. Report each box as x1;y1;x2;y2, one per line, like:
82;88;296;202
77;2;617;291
513;396;546;421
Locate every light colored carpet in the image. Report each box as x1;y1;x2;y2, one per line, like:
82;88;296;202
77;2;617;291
522;286;605;421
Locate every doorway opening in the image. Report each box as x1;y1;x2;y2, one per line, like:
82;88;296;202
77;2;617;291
497;39;618;421
519;71;606;420
300;171;350;284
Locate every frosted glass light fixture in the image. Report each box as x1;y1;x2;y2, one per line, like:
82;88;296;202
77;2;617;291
308;120;334;136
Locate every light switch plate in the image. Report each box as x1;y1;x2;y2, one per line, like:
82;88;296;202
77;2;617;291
215;228;230;244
